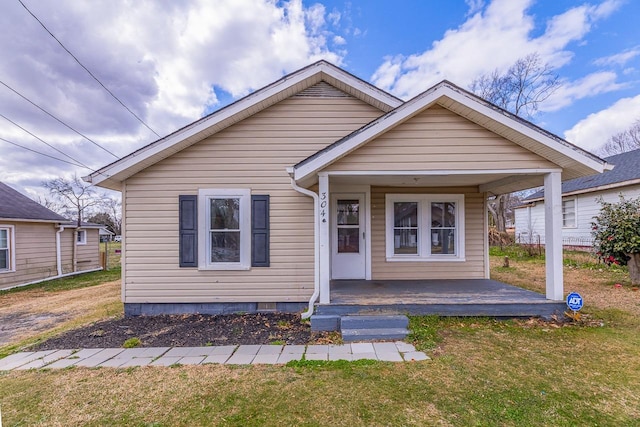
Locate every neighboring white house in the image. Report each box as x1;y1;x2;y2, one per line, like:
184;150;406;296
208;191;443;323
515;148;640;248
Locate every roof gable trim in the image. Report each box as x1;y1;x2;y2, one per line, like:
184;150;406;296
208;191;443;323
87;61;401;187
294;82;607;182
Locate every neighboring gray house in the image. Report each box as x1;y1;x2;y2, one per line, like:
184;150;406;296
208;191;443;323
0;182;102;290
515;148;640;248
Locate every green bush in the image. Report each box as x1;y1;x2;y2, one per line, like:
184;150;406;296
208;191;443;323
592;196;640;266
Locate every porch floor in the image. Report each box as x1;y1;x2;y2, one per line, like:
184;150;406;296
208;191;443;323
315;279;565;317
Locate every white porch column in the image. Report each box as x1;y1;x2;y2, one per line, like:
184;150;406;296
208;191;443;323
318;173;331;304
544;171;563;300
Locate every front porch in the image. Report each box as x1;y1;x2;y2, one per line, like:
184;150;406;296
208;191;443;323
314;279;566;318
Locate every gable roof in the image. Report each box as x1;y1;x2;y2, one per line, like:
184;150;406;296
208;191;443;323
524;148;640;202
85;61;402;191
0;182;68;223
292;80;609;189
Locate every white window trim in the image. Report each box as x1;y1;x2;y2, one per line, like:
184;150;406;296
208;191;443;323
198;188;251;271
562;197;577;229
385;194;465;262
76;229;87;245
0;225;16;273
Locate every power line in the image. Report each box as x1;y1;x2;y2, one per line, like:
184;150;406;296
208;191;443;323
0;79;119;159
18;0;161;138
0;113;91;169
0;136;88;169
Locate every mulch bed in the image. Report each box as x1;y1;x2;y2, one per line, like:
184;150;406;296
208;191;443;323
31;313;333;351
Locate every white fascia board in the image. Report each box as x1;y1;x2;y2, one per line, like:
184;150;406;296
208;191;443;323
320;68;402;109
89;62;400;187
326;168;561;177
441;87;607;174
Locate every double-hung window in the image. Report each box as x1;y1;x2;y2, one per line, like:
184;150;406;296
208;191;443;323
386;194;464;261
562;198;576;228
77;230;87;245
0;226;14;272
198;189;250;270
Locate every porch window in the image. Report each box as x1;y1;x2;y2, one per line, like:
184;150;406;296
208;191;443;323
386;194;464;261
562;198;576;228
0;226;14;272
198;189;250;270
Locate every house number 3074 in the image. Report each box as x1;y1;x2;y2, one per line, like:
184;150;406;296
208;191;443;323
320;192;327;223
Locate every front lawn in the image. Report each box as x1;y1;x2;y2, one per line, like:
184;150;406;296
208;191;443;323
1;251;639;426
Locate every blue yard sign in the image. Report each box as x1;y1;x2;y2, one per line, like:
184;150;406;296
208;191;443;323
566;292;584;311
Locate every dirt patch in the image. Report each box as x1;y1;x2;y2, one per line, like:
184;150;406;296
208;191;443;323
30;313;333;350
0;281;121;348
0;312;71;347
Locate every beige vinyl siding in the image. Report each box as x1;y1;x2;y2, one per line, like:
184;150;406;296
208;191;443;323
75;229;101;272
0;224;102;290
0;222;57;289
326;105;558;172
124;94;384;303
371;186;486;280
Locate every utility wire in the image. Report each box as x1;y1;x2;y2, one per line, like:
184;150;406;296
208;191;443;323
18;0;161;138
0;136;88;168
0;79;120;159
0;113;92;169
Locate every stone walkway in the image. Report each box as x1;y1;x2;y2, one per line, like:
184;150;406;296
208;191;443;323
0;342;429;371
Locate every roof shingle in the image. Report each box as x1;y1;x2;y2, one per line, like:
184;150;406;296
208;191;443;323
0;182;68;222
525;148;640;201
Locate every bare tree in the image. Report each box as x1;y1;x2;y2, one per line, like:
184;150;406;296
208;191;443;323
598;120;640;156
470;53;561;119
43;175;107;271
470;53;561;231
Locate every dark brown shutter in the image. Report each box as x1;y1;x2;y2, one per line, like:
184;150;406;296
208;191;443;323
251;195;270;267
179;195;198;267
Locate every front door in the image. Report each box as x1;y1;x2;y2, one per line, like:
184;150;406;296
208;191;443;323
331;193;366;279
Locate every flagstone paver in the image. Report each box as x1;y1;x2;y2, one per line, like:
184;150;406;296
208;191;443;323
0;341;429;370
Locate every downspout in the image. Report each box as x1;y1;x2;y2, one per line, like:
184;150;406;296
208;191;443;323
55;224;65;276
289;174;320;319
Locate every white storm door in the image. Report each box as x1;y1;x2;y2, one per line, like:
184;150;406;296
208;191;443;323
331;193;366;279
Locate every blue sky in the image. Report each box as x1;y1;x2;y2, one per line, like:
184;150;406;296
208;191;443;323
0;0;639;196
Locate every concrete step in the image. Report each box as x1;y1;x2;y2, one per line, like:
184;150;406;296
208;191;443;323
310;314;340;331
342;328;409;342
340;315;409;330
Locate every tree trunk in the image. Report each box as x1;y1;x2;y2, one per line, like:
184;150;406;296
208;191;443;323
628;253;640;286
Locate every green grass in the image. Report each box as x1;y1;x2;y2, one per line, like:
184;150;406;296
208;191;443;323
0;267;121;295
1;252;640;425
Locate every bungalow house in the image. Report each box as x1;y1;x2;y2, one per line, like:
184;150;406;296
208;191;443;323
0;182;102;290
85;61;609;327
515;148;640;248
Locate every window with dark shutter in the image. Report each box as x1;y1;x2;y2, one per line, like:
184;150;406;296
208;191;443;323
251;195;270;267
179;195;198;267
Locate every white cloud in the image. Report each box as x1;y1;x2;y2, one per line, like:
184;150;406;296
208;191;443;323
371;0;623;99
542;71;624;112
333;35;347;45
465;0;486;16
0;0;344;192
594;46;640;67
564;95;640;151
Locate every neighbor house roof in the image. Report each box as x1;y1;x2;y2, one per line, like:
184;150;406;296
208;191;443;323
524;148;640;202
292;80;609;193
0;182;68;223
84;60;402;191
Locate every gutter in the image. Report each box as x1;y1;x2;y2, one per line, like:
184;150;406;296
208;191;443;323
288;171;320;320
55;224;65;276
